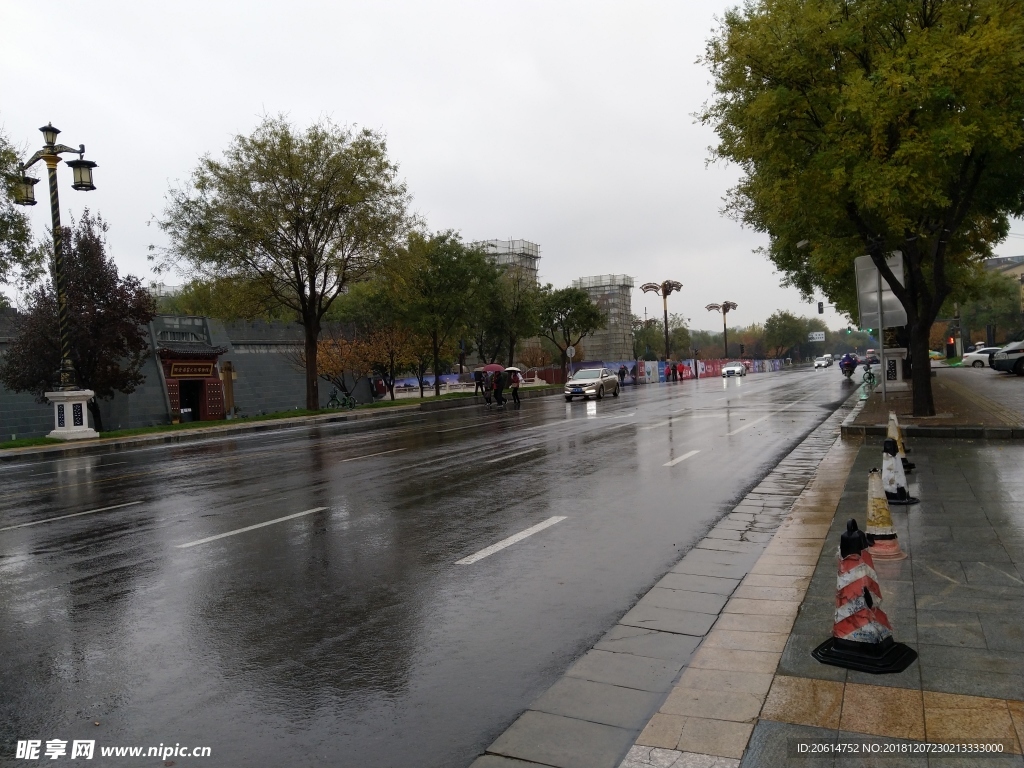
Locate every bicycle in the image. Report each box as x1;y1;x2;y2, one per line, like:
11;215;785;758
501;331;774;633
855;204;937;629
327;389;357;410
862;366;876;386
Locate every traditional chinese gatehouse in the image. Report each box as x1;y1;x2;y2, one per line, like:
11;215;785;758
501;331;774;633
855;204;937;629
157;332;228;422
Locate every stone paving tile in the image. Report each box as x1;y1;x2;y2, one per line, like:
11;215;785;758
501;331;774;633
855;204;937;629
596;626;703;662
674;667;776;697
721;597;800;616
637;588;730;615
470;755;552;767
637;713;686;749
487;710;636;768
919;665;1024;701
834;733;928;768
701;629;789;653
670;560;753;581
687;647;781;675
839;683;925;741
740;573;811;589
979;614;1024;653
655;573;740;595
659;686;764;723
915;610;987;649
739;720;837;768
732;584;806;602
676;718;754;759
566;649;684;693
760;675;844;729
923;691;1022;752
531;676;665;730
620;745;741;768
713;612;797;635
619;604;720;637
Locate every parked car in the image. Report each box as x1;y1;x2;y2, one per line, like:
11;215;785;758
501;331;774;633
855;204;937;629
814;357;830;369
928;350;945;361
721;362;747;377
962;347;1001;368
991;330;1024;375
564;368;620;400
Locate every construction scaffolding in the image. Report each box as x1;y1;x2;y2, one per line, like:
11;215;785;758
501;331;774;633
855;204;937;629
572;274;635;361
471;239;541;285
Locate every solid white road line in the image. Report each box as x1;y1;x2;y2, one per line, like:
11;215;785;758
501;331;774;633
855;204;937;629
0;501;143;532
30;461;127;477
456;516;567;565
485;448;542;464
641;419;675;431
175;506;329;549
338;448;405;463
725;394;813;436
663;450;700;467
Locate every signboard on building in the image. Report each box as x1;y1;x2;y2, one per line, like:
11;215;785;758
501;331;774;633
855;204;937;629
855;252;907;330
169;362;216;379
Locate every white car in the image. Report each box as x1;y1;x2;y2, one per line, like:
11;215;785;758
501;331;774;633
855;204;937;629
814;357;830;369
721;362;747;377
962;347;1000;368
564;368;621;400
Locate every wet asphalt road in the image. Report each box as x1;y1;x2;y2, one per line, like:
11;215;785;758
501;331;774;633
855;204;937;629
0;367;853;767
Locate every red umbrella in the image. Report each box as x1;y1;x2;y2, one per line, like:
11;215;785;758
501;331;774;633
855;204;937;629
482;363;505;372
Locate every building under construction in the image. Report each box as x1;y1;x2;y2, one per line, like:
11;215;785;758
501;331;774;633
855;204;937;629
572;274;635;362
471;239;541;286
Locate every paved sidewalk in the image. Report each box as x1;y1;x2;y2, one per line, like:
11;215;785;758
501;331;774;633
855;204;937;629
470;397;858;768
623;437;1024;768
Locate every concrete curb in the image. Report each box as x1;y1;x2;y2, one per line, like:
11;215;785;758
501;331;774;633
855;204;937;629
841;423;1024;440
0;388;564;464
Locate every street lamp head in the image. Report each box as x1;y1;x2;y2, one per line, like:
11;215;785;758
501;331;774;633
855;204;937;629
640;282;663;295
66;155;97;191
12;172;40;206
663;280;683;296
722;301;738;313
40;123;60;146
705;303;722;313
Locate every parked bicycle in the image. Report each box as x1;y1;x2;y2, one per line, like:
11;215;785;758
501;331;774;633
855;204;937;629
862;364;876;386
327;388;356;410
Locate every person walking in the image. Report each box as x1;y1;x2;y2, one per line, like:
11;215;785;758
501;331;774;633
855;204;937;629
493;369;506;408
510;369;522;406
483;371;493;407
473;369;484;395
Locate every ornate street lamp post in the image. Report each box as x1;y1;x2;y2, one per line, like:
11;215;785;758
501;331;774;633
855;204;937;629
13;123;99;439
705;301;738;359
640;280;683;360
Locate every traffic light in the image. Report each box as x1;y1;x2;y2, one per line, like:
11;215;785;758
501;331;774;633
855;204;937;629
740;343;745;355
817;301;824;314
947;336;954;345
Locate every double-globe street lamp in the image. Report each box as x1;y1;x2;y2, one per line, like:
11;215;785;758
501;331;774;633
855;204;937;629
640;280;683;361
12;123;99;439
705;301;738;359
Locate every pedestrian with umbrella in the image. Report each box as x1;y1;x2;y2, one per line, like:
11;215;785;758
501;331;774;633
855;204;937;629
507;366;523;407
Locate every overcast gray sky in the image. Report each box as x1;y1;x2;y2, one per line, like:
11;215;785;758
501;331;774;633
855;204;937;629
4;1;1022;332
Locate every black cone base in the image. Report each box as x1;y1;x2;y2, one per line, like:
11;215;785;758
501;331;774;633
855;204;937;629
902;459;915;472
812;636;917;674
885;491;920;505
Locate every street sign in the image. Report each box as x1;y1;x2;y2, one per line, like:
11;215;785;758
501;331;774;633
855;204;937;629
855;253;907;330
565;345;576;359
808;331;825;342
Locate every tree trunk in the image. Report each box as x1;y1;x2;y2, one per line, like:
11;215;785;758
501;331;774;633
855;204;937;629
560;349;567;382
433;332;442;397
303;321;320;410
508;335;517;368
909;322;936;417
88;400;104;433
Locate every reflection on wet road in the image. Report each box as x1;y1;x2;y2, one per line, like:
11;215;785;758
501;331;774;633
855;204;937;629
0;368;853;767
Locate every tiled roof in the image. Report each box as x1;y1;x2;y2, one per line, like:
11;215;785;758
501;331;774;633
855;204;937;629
157;341;227;358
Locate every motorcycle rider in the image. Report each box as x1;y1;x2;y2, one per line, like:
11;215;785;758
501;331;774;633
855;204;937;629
839;352;858;379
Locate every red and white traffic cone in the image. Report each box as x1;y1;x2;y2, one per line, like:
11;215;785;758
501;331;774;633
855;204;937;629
888;411;914;472
882;439;919;505
866;468;907;560
812;518;917;673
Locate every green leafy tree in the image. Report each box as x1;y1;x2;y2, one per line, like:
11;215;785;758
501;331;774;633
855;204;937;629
395;231;495;396
0;212;155;431
668;313;692;359
632;315;662;360
538;286;606;378
0;127;40;290
157;116;411;410
764;310;807;359
701;0;1024;415
944;268;1023;344
158;276;291;321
